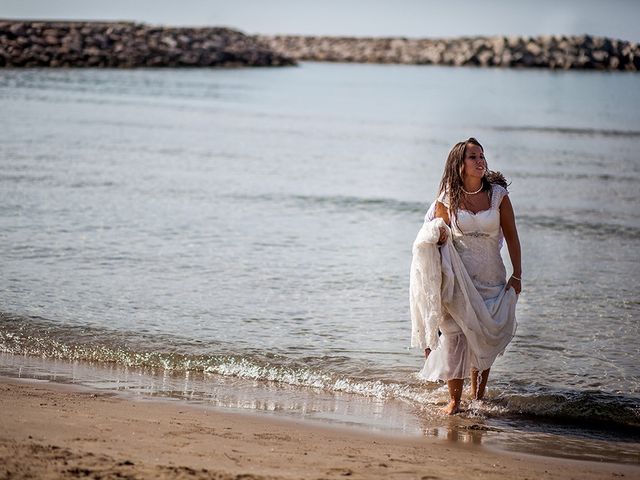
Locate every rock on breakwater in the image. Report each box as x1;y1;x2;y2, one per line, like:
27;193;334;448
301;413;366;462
256;34;640;71
0;21;296;68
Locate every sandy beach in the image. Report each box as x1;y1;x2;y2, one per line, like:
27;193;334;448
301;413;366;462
0;376;636;480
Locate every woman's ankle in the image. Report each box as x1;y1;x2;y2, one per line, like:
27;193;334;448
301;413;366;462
442;399;461;415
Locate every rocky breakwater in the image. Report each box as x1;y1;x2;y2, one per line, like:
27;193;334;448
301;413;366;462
256;34;640;71
0;21;296;68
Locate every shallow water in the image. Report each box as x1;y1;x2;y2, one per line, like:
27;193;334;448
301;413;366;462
1;63;639;462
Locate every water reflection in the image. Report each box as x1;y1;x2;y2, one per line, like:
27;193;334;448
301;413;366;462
0;352;423;434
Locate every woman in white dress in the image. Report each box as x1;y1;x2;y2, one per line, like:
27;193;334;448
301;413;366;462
413;137;522;415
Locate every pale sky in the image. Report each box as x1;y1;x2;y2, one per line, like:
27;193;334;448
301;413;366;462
2;0;639;42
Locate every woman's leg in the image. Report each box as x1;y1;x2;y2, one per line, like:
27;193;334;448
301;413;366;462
443;378;464;415
470;368;490;400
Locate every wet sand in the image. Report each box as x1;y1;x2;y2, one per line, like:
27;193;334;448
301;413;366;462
1;376;637;480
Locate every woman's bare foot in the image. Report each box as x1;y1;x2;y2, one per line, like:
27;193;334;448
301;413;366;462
441;400;461;415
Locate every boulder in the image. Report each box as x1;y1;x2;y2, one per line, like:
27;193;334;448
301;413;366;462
0;21;296;68
258;33;639;71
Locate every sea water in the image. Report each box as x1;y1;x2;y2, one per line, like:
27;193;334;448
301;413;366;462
0;63;639;462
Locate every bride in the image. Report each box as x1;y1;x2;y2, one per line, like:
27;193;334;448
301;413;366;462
410;137;522;415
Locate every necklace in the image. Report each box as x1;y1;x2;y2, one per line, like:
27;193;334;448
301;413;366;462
461;184;483;195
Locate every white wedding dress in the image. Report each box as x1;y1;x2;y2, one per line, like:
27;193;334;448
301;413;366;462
412;184;518;382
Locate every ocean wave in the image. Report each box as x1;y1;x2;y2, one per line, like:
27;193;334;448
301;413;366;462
228;192;640;239
510;170;640;184
491;125;640;138
1;313;638;435
518;214;640;239
227;192;426;214
478;390;640;435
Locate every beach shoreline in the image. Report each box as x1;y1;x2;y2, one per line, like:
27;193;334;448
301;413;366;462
1;375;637;479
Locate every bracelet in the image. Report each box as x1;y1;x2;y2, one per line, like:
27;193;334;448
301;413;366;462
511;275;521;281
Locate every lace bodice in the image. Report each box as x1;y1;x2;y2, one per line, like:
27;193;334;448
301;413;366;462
440;184;509;297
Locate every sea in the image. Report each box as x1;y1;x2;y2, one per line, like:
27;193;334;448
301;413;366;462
1;62;639;464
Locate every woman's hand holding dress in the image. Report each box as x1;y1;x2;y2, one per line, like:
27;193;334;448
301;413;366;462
506;276;522;294
437;227;447;245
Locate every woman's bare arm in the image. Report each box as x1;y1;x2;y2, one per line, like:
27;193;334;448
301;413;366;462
434;201;450;225
499;195;522;294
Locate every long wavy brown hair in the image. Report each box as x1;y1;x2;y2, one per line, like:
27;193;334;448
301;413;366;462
437;137;508;220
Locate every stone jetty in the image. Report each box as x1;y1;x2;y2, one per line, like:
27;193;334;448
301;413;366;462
0;21;296;68
1;20;637;71
256;34;640;71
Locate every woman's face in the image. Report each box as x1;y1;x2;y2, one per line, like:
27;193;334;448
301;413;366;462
462;144;486;180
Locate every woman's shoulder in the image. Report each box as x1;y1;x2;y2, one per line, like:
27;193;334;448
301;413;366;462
491;183;508;196
490;183;509;208
437;190;449;207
